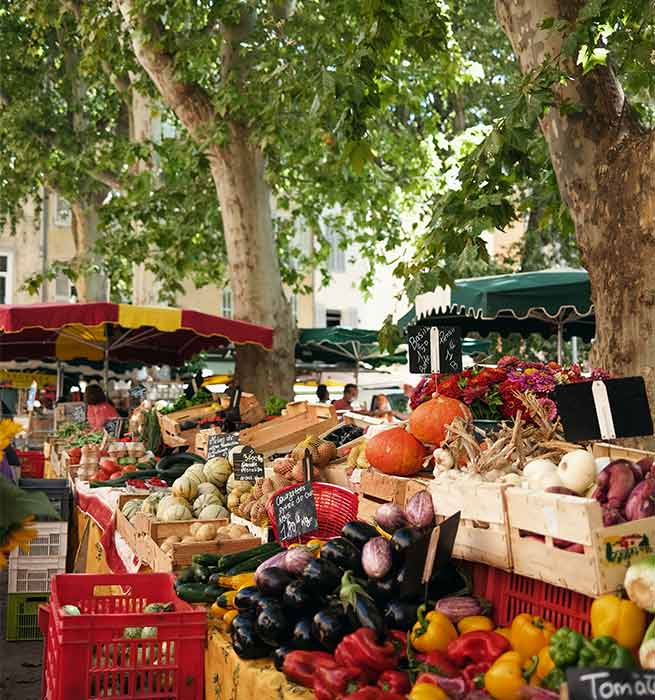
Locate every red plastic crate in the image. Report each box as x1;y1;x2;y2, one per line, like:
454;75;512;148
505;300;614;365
40;573;206;700
471;562;592;636
18;451;45;478
266;482;359;546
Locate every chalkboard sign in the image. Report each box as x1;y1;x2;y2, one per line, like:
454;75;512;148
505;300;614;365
129;383;147;401
555;377;653;442
566;667;655;700
58;402;86;424
207;433;240;460
407;325;462;375
104;418;125;438
233;445;265;482
273;482;319;543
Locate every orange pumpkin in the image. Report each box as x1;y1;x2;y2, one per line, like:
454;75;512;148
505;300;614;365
365;427;426;476
409;394;472;446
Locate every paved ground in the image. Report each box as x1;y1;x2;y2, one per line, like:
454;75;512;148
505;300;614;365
0;570;43;700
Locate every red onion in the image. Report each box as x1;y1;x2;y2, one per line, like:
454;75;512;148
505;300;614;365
625;478;655;521
405;490;435;528
435;596;483;623
362;536;392;579
374;502;406;533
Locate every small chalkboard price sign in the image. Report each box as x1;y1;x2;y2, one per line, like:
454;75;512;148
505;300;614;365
407;325;462;375
555;377;653;443
566;667;655;700
129;383;148;402
207;433;240;460
233;445;265;482
273;482;319;544
104;418;124;439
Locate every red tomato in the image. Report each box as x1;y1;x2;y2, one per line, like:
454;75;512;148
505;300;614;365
93;471;109;482
102;460;121;475
69;447;82;459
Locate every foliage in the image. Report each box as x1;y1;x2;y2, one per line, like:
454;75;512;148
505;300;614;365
264;395;287;416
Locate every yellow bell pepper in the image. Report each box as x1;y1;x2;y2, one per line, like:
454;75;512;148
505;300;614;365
485;651;526;700
223;609;238;627
218;573;256;590
410;607;458;653
590;593;646;650
528;647;555;687
496;627;513;646
210;603;228;617
458;615;495;634
510;614;556;662
408;683;448;700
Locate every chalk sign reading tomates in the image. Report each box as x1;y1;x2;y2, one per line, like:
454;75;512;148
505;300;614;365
566;668;655;700
273;482;318;543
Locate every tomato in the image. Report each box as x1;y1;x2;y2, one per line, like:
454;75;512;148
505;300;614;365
93;471;109;482
101;460;121;475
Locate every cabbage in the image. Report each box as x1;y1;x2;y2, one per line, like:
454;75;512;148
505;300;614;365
626;555;655;611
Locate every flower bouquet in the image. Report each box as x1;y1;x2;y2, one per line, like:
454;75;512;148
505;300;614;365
410;356;609;422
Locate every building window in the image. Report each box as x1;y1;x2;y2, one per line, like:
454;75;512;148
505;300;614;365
221;287;233;318
0;253;12;304
55;273;71;301
54;196;72;227
325;229;346;273
326;309;341;327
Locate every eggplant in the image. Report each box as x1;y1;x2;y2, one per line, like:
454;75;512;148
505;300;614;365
254;595;280;617
367;574;398;605
339;571;386;640
384;600;420;631
232;621;269;659
256;567;292;598
273;645;292;672
395;566;424;601
292;617;319;650
312;609;351;651
320;537;361;573
283;580;316;611
390;527;425;560
362;537;393;579
234;586;260;612
301;559;342;595
255;603;291;647
341;521;379;549
232;613;255;634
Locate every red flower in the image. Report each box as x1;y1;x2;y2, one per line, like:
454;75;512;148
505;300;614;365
497;355;520;369
438;375;463;398
476;367;507;385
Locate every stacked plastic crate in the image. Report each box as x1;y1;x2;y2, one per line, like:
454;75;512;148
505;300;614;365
6;478;71;641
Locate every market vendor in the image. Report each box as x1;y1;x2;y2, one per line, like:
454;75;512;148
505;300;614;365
85;384;119;429
332;383;358;411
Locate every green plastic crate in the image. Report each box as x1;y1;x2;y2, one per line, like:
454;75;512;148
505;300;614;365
5;592;49;641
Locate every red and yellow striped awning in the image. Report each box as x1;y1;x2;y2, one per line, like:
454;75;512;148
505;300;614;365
0;303;273;365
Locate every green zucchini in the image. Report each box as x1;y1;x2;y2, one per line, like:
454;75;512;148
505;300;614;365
175;582;216;604
192;553;220;568
176;567;196;585
204;584;227;601
216;543;281;573
191;563;209;583
224;548;284;575
157;452;205;473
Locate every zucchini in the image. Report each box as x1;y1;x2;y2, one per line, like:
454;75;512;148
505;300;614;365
192;553;220;567
177;567;196;584
217;543;281;572
157;452;205;473
191;563;209;583
225;549;284;576
204;584;227;601
175;582;216;604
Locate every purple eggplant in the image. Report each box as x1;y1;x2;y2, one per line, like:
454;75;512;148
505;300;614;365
362;537;393;579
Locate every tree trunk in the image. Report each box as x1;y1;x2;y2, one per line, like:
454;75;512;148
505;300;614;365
70;200;107;302
208;128;296;401
496;0;655;429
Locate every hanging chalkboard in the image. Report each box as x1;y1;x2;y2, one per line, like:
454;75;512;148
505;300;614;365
129;383;147;401
233;445;265;482
407;325;462;375
555;377;653;442
566;667;655;700
273;482;319;544
206;433;240;460
104;418;125;438
70;404;86;423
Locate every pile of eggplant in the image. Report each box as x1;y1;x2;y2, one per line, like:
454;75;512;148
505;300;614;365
230;491;468;663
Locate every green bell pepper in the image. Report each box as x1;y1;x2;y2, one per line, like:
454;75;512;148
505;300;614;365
542;668;566;691
549;627;585;668
578;636;635;669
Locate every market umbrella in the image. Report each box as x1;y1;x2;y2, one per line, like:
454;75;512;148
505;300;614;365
0;303;273;390
412;269;595;362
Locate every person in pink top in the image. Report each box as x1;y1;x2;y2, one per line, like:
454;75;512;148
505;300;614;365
85;384;119;429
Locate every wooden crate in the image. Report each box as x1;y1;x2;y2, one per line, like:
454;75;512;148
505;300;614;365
219;392;266;426
157;404;218;448
238;402;338;456
354;469;432;522
230;514;272;543
592;442;655;462
195;427;223;458
133;512;232;545
115;493;149;553
507;487;655;596
137;531;260;572
428;476;512;570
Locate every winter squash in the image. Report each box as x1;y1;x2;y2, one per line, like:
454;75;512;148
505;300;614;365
365;427;426;477
199;504;229;520
197;482;220;497
160;504;193;522
172;476;198;501
409;394;472;446
203;457;231;485
192;492;222;517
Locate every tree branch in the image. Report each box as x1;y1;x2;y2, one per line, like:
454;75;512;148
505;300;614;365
89;170;124;193
115;0;217;143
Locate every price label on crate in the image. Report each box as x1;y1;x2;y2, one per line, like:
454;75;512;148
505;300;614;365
407;325;462;375
566;668;655;700
206;433;240;460
233;445;264;482
273;482;319;544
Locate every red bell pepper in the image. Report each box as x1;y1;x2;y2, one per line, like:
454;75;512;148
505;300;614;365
335;629;400;681
461;661;491;690
282;650;337;688
415;649;458;677
447;630;510;667
314;666;368;700
377;670;411;695
342;687;406;700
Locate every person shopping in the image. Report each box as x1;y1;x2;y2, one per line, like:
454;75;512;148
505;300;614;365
85;385;119;429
